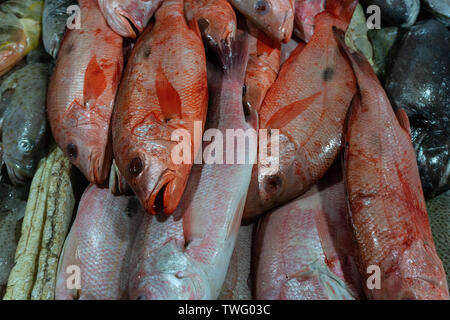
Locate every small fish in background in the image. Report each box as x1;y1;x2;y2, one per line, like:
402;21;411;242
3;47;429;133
1;62;49;185
0;0;43;76
253;166;363;300
112;0;208;215
335;28;448;300
98;0;164;38
185;0;237;52
219;224;254;300
56;185;143;300
293;0;325;42
43;0;78;58
427;191;450;285
0;182;28;298
229;0;295;43
360;0;420;27
47;0;123;185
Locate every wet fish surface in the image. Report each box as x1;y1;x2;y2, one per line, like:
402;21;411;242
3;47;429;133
335;29;448;300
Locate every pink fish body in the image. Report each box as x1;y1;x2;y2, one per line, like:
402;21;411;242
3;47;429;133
55;185;143;300
294;0;325;42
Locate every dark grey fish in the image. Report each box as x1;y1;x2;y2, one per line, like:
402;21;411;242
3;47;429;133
0;182;28;298
1;63;49;185
43;0;77;58
360;0;420;27
410;117;449;200
385;20;450;135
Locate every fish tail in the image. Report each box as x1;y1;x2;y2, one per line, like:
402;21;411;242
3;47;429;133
216;31;249;82
326;0;358;25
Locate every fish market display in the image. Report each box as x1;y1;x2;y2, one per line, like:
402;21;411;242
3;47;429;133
98;0;164;38
185;0;236;51
127;34;254;299
229;0;295;43
42;0;77;58
47;0;123;185
427;191;450;285
4;145;75;300
56;185;144;300
243;0;357;222
112;0;208;215
243;20;281;113
360;0;420;27
0;0;448;302
219;224;254;300
0;62;49;185
0;0;43;77
293;0;325;42
253;167;362;300
0;182;28;298
335;29;449;300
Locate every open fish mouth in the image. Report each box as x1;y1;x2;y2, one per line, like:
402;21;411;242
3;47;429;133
145;169;178;215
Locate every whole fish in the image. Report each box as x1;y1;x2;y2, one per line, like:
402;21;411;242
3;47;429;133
98;0;164;38
1;63;48;185
229;0;295;43
243;0;357;222
427;191;450;285
42;0;77;58
218;224;254;300
47;0;123;185
243;20;281;113
253;166;362;300
112;0;208;215
0;182;27;298
294;0;325;42
0;0;43;76
55;184;143;300
184;0;236;51
334;29;449;300
127;34;254;299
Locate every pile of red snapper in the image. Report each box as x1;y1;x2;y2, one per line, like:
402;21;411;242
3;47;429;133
47;0;448;299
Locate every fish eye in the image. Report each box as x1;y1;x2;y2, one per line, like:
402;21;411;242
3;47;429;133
18;138;34;153
129;157;144;176
67;143;78;160
254;0;270;15
264;174;283;194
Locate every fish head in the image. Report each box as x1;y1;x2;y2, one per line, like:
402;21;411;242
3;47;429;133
2;113;47;186
234;0;294;42
98;0;162;38
256;131;296;208
120;140;190;215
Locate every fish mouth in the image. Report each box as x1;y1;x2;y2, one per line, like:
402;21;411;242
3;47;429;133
113;7;142;38
145;169;179;215
5;160;30;185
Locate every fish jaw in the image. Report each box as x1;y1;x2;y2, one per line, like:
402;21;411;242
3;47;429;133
98;0;163;38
